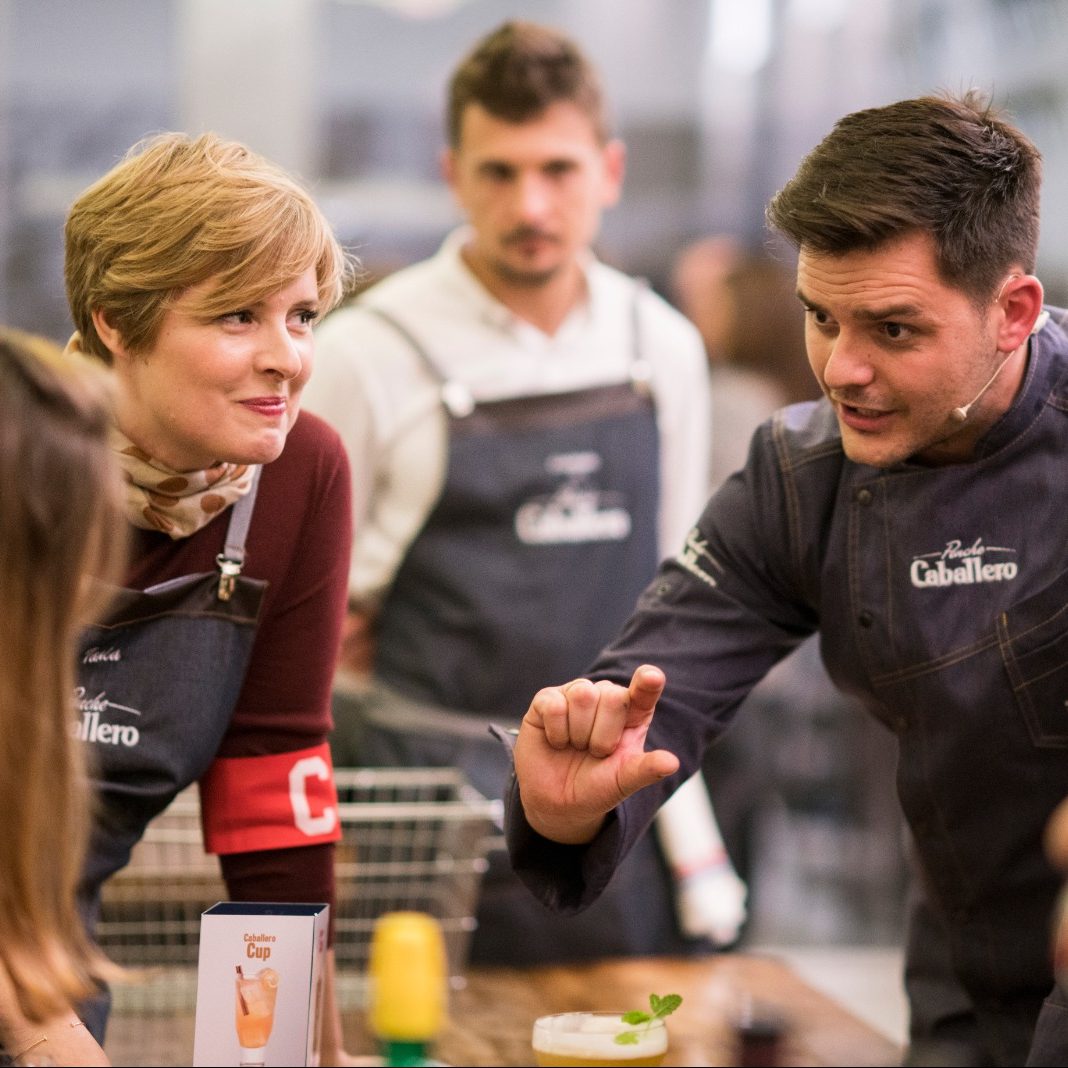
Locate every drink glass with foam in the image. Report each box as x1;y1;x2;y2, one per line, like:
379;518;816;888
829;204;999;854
532;1011;668;1067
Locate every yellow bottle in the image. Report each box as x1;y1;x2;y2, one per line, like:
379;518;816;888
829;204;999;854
368;911;447;1067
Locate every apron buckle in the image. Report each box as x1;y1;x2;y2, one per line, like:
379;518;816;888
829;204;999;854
215;555;243;601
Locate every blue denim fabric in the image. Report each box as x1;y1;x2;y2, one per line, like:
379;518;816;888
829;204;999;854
75;568;265;1043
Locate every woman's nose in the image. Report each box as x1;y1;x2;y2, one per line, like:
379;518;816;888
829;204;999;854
258;323;304;380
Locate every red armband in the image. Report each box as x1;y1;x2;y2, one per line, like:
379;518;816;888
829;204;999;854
199;743;342;854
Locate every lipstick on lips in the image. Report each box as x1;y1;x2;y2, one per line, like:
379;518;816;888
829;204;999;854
240;396;287;418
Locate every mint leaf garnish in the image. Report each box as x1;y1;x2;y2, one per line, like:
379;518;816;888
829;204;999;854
614;992;682;1045
651;993;682;1020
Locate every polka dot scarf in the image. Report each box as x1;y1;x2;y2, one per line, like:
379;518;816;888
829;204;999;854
110;425;259;538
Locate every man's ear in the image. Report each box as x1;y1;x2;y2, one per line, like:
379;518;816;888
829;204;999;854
600;138;626;209
440;146;457;190
996;273;1044;352
91;307;129;360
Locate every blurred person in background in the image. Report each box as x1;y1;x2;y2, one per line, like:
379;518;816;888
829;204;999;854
505;91;1068;1067
304;19;747;964
0;327;125;1066
63;132;359;1062
670;235;814;491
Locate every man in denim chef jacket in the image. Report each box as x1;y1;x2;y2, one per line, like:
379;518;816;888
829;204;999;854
505;90;1068;1067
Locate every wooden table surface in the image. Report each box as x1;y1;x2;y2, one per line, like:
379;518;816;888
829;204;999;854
104;953;903;1067
345;954;903;1067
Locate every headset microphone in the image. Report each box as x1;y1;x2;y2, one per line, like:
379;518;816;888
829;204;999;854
949;350;1017;423
950;309;1049;423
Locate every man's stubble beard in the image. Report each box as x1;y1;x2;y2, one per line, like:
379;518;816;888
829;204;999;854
488;255;561;289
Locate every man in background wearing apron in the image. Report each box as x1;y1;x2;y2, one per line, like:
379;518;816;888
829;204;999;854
304;19;746;964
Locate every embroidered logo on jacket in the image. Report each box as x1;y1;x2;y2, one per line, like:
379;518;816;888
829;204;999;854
676;527;719;588
909;537;1018;589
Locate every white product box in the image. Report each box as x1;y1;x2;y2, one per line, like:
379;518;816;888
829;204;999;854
193;902;330;1068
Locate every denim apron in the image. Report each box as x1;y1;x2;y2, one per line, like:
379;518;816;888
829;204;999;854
75;470;266;1039
347;296;711;962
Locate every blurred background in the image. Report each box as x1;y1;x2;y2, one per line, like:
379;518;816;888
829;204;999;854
4;0;1067;1043
3;0;1068;336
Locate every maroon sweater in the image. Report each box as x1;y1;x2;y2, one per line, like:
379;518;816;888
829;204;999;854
124;411;351;917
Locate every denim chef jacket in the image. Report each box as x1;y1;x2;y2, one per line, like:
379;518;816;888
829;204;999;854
507;307;1068;1065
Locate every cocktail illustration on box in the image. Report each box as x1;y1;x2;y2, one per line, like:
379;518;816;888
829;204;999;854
235;964;279;1066
193;902;328;1068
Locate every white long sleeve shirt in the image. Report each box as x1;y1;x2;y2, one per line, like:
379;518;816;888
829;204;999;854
304;227;712;606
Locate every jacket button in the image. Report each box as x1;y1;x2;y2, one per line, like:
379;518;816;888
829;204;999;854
856;488;873;505
858;610;874;628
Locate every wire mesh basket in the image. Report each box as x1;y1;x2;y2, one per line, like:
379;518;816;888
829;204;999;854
331;767;502;988
96;767;502;1016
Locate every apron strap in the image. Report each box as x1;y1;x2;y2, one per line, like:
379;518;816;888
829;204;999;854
365;305;476;418
629;278;654;394
365;285;653;415
214;465;262;600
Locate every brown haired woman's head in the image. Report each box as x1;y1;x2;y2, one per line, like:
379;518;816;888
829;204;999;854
64;132;357;362
0;327;125;609
0;326;126;1023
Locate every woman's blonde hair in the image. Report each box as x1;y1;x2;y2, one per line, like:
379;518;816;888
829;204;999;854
65;132;359;361
0;327;127;1022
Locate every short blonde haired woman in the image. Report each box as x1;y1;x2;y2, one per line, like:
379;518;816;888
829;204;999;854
62;132;359;1063
0;327;126;1065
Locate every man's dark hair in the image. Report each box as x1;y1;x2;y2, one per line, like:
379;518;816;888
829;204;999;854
446;20;608;147
766;91;1042;301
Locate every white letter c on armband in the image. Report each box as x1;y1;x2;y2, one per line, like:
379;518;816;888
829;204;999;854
289;756;338;837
